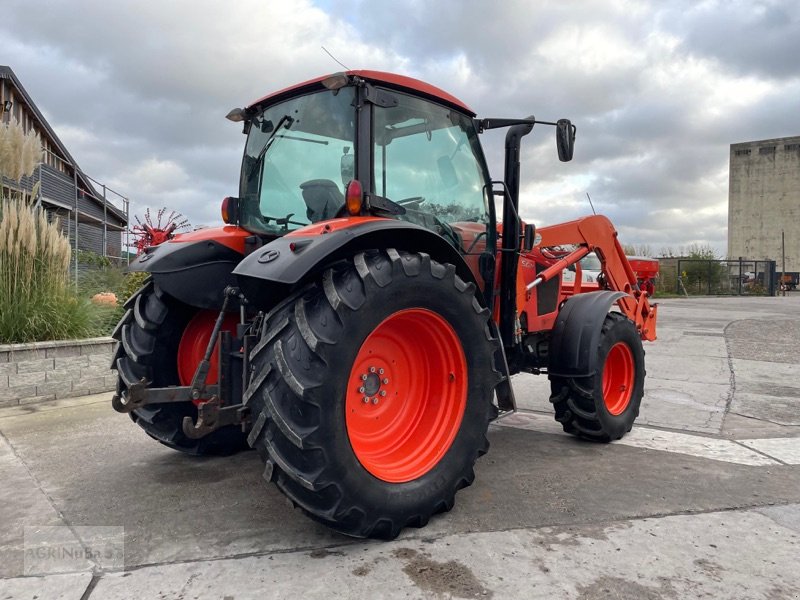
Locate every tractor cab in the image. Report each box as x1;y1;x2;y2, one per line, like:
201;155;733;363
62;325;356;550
230;71;493;278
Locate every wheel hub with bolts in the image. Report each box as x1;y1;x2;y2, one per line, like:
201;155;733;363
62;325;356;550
358;368;389;404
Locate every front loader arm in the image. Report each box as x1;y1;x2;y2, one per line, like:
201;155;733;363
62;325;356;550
529;214;657;341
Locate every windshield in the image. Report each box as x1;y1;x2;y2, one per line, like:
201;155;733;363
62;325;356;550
373;91;489;226
239;88;356;235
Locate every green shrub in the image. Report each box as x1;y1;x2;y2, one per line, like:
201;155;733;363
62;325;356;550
0;198;96;343
73;253;149;336
118;271;149;306
87;302;124;337
77;251;127;299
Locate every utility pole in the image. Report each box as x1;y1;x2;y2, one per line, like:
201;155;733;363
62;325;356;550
781;230;786;297
73;168;79;288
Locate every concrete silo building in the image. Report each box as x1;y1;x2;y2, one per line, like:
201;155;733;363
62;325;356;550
728;136;800;277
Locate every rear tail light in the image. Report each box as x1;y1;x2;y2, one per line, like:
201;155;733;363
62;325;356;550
221;197;240;224
345;180;363;216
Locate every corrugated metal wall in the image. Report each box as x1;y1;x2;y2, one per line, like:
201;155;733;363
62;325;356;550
35;167;125;257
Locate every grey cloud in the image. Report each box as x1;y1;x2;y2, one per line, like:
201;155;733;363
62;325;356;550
1;0;797;256
664;0;800;79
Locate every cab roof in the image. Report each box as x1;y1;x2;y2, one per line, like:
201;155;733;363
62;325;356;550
245;70;474;117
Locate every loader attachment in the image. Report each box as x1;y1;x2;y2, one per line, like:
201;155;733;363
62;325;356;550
530;214;658;341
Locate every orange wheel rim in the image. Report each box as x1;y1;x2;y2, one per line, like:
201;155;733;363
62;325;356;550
602;341;634;415
345;308;467;483
177;311;238;404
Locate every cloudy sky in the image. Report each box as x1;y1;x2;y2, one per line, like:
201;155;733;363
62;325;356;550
2;0;798;255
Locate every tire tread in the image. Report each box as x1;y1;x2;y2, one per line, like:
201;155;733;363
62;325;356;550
247;249;499;538
549;312;644;442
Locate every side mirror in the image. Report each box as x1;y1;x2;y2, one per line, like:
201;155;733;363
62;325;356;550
340;150;355;186
556;119;576;162
523;223;535;252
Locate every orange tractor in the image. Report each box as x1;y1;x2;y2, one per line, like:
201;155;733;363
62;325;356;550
111;71;657;538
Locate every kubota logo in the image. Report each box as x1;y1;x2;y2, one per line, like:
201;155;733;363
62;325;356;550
258;249;280;263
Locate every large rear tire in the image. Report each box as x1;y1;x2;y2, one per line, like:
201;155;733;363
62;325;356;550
244;249;502;539
111;279;249;455
549;312;644;442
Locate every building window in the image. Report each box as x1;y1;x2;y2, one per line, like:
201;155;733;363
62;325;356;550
785;144;799;152
734;149;751;156
759;146;776;155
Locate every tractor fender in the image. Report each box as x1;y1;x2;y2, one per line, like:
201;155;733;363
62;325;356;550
233;219;479;310
128;238;244;310
547;290;629;379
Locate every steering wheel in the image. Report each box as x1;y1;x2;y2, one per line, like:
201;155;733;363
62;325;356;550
397;196;425;206
262;213;305;229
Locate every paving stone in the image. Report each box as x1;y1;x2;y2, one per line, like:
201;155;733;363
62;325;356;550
38;381;72;398
54;356;90;369
71;377;108;396
81;342;112;355
45;369;73;382
0;385;36;401
45;345;83;358
8;349;44;362
88;353;113;367
11;371;47;386
0;361;15;375
80;365;112;380
16;358;55;374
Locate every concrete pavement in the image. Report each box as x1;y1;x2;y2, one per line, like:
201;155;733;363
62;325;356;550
1;296;799;599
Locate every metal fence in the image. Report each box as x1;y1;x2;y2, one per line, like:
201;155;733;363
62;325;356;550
35;148;131;286
668;258;777;296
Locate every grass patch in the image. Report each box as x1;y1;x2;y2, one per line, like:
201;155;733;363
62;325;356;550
88;302;125;337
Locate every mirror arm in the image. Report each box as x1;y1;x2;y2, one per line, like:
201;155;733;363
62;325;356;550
476;117;535;133
476;117;573;134
476;117;566;133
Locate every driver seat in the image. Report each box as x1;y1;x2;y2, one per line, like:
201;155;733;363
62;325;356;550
300;179;344;222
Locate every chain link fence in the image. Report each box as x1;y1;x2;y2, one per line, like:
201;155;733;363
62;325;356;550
658;258;778;296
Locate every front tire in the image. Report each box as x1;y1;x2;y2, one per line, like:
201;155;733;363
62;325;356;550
549;311;645;442
244;249;502;539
